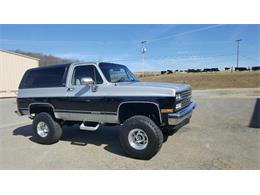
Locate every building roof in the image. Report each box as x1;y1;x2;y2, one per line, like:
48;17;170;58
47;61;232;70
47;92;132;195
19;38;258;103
0;49;40;61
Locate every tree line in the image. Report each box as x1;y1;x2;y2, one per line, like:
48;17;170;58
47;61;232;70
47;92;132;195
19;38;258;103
13;49;76;66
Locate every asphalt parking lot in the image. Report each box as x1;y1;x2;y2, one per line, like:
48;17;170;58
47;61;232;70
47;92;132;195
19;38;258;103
0;88;259;169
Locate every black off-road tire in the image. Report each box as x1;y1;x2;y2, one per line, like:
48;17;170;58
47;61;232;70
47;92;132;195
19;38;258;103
120;115;163;160
32;112;62;144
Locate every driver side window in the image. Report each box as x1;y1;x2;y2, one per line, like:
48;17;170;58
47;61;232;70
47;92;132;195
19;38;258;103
71;65;103;85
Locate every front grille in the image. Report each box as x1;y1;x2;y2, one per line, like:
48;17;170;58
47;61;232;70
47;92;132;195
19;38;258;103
180;96;191;108
175;89;192;111
180;90;191;99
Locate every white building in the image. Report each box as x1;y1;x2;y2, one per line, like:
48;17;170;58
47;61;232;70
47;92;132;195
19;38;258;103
0;49;39;97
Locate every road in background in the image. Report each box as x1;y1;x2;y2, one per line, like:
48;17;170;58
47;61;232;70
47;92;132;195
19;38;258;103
0;88;259;169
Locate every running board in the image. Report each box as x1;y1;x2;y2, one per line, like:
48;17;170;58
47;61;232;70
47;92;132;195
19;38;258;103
80;122;100;131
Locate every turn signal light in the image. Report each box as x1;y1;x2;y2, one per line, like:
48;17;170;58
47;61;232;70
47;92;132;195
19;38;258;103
161;109;173;113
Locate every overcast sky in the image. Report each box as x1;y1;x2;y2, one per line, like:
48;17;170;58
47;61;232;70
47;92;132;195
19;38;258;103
0;24;259;71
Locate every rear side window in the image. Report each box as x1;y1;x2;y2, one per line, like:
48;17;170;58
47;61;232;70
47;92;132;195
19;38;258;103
20;66;67;88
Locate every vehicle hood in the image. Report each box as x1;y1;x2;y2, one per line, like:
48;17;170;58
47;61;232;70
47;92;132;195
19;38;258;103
117;81;191;92
106;81;191;97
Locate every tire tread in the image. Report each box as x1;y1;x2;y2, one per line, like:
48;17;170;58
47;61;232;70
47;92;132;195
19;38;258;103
120;115;163;160
32;112;62;144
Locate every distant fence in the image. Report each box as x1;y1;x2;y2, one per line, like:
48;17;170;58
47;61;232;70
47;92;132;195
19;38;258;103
135;66;260;78
252;66;260;71
235;67;249;71
159;66;260;74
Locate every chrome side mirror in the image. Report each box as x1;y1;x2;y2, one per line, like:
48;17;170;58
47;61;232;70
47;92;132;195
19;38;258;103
81;77;94;85
81;77;97;92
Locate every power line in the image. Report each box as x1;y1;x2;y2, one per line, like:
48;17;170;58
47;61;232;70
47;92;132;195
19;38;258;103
240;55;260;63
107;53;238;63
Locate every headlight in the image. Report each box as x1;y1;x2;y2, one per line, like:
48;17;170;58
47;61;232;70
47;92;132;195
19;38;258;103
176;94;181;100
176;103;182;109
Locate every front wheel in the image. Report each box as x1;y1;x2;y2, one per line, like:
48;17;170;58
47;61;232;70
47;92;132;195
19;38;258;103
120;115;163;160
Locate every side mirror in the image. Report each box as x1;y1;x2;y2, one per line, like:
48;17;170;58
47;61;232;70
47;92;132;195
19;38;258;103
81;77;94;85
81;77;97;92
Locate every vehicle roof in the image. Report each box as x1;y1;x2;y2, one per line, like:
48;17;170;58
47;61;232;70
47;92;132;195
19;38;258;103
29;63;72;71
28;61;126;71
71;61;125;66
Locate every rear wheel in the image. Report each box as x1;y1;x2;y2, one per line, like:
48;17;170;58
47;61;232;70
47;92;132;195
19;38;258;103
120;115;163;160
32;112;62;144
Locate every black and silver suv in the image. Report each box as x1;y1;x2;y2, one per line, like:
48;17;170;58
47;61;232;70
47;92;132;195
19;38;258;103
16;62;196;159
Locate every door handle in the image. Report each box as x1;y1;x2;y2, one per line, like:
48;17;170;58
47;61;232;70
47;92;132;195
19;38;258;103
67;87;75;92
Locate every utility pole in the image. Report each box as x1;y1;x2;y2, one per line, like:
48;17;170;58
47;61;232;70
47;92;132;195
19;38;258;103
141;41;147;78
236;39;242;68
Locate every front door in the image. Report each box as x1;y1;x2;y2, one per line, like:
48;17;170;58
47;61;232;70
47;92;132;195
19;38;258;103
63;64;118;123
66;64;105;111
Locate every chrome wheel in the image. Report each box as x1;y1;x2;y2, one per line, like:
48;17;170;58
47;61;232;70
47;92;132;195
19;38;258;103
37;121;49;138
128;129;148;150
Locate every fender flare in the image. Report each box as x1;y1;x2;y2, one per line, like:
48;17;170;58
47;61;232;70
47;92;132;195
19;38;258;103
117;101;162;123
28;102;55;115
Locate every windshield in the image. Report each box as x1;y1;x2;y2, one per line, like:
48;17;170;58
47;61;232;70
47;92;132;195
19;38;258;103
99;63;139;83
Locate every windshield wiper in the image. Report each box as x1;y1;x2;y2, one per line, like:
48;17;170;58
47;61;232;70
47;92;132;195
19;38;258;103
114;77;125;83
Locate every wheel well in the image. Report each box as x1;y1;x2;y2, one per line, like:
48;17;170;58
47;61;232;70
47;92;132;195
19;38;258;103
118;103;161;124
29;104;55;117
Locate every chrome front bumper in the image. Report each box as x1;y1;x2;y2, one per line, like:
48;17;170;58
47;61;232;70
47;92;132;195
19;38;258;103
168;102;196;125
